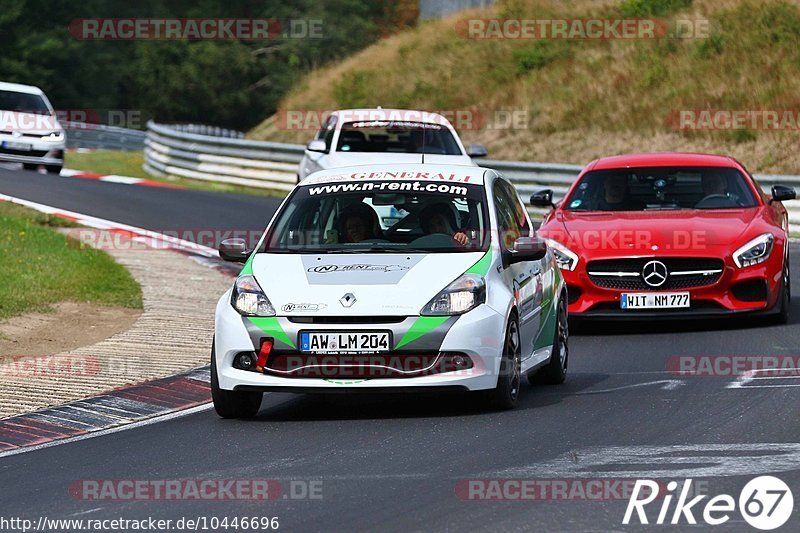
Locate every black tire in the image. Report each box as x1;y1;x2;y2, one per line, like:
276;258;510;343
211;344;263;419
774;258;790;325
483;313;522;410
45;165;62;174
529;296;568;385
22;163;38;171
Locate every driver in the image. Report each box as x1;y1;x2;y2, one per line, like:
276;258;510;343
701;173;728;196
699;173;739;205
418;202;469;246
335;202;382;243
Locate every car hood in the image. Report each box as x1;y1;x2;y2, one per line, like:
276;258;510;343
322;152;476;167
250;251;486;316
548;209;760;254
0;110;61;135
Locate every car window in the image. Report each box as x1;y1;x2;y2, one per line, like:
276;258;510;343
313;114;337;154
264;180;489;253
0;90;51;114
335;121;462;155
492;179;522;250
564;167;759;211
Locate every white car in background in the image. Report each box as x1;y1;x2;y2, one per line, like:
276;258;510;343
297;108;488;181
0;81;65;174
212;163;568;418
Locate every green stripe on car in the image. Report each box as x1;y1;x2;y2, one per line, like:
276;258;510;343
247;316;296;349
395;316;450;349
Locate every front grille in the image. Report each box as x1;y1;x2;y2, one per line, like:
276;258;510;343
264;352;473;378
0;148;48;157
587;257;724;291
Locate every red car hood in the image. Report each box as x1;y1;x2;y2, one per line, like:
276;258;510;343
546;209;760;255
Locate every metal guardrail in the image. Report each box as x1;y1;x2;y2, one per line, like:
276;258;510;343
144;121;800;232
64;121;146;151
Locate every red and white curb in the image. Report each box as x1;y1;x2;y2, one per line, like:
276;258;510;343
60;168;184;189
0;368;212;458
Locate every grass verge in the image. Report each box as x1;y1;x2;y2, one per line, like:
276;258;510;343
0;201;143;319
65;150;288;197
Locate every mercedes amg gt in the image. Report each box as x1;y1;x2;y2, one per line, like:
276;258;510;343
532;152;795;321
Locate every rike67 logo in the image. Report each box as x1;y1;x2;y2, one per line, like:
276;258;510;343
624;476;793;530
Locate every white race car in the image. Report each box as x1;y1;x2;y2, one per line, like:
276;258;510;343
297;108;488;181
0;81;65;173
213;163;568;418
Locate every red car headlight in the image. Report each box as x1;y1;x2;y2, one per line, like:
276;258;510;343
733;233;774;268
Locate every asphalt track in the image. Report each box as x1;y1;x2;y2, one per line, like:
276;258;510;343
1;168;800;532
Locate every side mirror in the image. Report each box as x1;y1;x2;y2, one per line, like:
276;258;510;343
529;189;554;208
466;143;488;158
770;184;796;204
306;139;327;153
219;238;251;263
507;237;547;265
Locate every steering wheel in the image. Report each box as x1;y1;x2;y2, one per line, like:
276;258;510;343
694;194;741;209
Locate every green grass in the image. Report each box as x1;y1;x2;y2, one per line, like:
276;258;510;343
65;150;288;198
0;202;143;319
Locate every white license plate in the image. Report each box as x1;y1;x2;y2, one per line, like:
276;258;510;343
621;292;690;309
2;141;32;151
300;331;391;354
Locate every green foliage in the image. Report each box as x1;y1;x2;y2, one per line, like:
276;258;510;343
333;70;377;108
513;41;571;74
619;0;692;17
0;0;413;130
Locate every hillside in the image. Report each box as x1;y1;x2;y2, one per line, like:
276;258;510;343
249;0;800;174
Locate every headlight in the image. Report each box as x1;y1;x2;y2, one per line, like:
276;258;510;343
41;131;64;142
230;275;275;316
543;238;579;271
421;274;485;316
733;233;774;268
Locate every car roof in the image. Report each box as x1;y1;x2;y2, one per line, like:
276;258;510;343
589;152;739;171
0;81;45;95
330;108;454;128
300;163;490;186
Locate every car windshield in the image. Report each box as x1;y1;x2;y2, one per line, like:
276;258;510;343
336;121;462;155
0;90;51;114
264;180;489;253
564;166;759;211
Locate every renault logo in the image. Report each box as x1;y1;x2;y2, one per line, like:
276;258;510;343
642;260;668;288
339;293;356;308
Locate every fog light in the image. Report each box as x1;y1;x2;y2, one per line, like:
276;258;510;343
234;353;255;371
453;355;467;367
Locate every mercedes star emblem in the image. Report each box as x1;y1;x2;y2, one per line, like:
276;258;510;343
339;293;356;307
642;260;668;288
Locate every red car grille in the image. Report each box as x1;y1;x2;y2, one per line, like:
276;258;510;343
587;257;724;291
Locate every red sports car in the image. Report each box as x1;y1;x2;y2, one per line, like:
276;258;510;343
532;153;796;321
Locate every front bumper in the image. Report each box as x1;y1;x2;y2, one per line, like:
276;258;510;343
563;252;784;319
213;291;506;392
0;134;64;166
